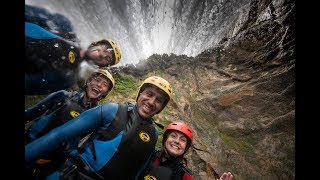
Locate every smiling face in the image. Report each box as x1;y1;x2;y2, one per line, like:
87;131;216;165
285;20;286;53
164;131;188;157
86;74;110;101
86;44;114;67
136;86;166;119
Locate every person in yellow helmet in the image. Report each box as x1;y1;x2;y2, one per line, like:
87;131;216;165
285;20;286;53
25;5;121;95
76;39;122;90
25;76;173;180
81;39;122;67
25;68;115;179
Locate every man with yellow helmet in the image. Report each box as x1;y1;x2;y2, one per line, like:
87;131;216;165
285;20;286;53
82;39;122;67
25;68;115;179
25;76;173;179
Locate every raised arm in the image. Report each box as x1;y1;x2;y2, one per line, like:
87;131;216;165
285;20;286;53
25;90;70;123
25;103;119;163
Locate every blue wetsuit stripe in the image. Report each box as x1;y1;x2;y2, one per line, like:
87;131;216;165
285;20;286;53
25;22;61;39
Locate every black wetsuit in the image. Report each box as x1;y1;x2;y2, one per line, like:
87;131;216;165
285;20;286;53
25;4;82;95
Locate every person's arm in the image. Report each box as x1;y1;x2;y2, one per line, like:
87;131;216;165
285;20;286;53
25;90;70;123
25;103;119;163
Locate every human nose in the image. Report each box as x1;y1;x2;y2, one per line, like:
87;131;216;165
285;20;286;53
147;95;157;105
100;53;112;61
173;136;180;143
96;80;103;86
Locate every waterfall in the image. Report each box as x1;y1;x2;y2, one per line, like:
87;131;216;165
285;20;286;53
25;0;251;66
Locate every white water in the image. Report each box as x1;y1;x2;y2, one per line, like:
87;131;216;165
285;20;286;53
25;0;251;66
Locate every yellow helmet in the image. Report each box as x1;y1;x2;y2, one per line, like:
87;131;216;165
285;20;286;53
106;39;121;65
87;68;115;94
89;39;121;66
136;76;173;106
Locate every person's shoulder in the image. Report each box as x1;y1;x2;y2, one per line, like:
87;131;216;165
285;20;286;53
59;89;76;97
125;102;135;107
179;163;193;177
69;90;81;96
100;102;119;110
48;89;69;97
124;102;137;111
181;166;192;175
180;166;193;180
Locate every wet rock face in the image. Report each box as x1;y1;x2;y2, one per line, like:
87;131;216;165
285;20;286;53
115;0;295;179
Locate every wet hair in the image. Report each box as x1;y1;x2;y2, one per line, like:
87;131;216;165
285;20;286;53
87;40;115;66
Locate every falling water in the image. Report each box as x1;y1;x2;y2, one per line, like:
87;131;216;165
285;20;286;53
25;0;251;66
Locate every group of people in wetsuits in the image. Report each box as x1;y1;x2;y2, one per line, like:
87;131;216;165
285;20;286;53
25;4;234;180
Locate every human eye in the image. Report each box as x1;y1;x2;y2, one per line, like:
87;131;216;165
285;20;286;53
90;48;99;52
170;133;177;138
96;77;102;82
144;91;153;97
155;97;165;104
102;81;108;87
106;48;113;53
104;56;112;62
180;137;187;142
93;77;103;83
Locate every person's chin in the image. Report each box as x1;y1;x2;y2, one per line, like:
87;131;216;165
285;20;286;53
88;94;99;99
140;113;150;119
167;150;180;157
138;110;152;119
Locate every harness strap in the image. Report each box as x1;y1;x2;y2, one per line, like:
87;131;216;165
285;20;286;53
80;103;130;160
97;103;130;141
152;152;193;180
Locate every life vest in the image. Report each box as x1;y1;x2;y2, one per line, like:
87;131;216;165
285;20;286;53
142;151;193;180
73;103;158;180
37;93;88;139
27;92;87;142
25;22;81;95
26;92;91;179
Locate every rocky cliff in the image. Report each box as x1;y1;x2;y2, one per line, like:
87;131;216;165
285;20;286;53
108;0;295;179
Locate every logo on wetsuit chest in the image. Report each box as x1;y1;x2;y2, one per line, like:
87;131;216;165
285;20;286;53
70;110;80;118
144;175;157;180
68;51;75;63
139;131;150;142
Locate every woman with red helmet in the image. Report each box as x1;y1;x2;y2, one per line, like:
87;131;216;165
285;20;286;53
138;121;234;180
137;121;194;180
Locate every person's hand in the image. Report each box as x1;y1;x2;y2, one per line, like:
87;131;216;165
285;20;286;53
218;172;233;180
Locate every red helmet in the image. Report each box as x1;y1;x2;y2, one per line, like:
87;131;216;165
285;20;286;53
164;121;193;143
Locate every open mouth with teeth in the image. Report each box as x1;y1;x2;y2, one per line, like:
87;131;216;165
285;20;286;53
169;143;181;150
90;86;102;96
141;102;155;115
